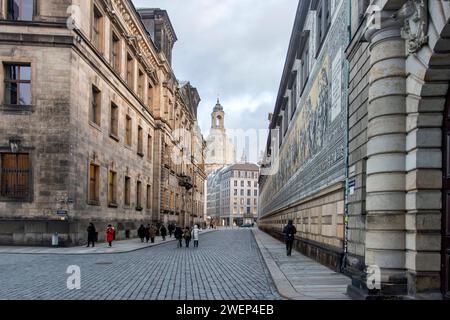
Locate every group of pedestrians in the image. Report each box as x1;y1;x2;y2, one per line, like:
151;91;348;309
174;225;200;248
85;222;200;248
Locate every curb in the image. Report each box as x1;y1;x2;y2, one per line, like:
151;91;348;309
251;229;313;300
0;230;218;256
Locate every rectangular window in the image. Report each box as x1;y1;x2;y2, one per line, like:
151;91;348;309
88;163;100;205
301;42;309;92
247;190;251;197
247;181;251;187
136;180;142;210
125;115;132;146
147;134;153;161
108;170;117;206
124;176;131;206
90;85;101;126
92;4;104;54
110;102;119;138
147;81;153;110
234;189;237;196
138;70;145;100
316;0;331;55
146;184;152;210
254;189;258;196
241;181;244;187
240;190;244;196
7;0;34;21
127;52;134;88
137;126;144;156
111;32;121;73
4;64;31;106
0;153;30;201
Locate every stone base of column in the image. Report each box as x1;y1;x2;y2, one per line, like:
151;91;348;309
346;273;408;300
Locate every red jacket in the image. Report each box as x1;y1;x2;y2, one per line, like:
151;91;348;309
106;227;115;242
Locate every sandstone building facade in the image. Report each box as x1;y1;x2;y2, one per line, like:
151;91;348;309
259;0;349;272
0;0;206;246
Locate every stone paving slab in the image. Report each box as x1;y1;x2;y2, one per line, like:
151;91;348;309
252;228;351;300
0;229;216;255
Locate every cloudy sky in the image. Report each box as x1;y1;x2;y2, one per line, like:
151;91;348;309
132;0;298;162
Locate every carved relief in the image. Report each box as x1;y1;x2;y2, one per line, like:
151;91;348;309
396;0;428;53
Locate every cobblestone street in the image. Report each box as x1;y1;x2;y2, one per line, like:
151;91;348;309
0;230;281;300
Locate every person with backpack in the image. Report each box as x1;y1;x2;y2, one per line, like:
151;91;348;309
282;220;297;256
106;224;115;247
184;227;192;248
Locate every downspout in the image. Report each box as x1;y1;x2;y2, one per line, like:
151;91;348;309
341;0;353;274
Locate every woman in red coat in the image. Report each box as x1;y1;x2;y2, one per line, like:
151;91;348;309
106;225;115;247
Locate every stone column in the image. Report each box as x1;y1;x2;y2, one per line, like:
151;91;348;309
365;17;408;296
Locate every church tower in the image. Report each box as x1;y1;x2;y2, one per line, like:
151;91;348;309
211;99;225;131
205;98;236;175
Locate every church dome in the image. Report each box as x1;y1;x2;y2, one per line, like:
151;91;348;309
213;98;223;112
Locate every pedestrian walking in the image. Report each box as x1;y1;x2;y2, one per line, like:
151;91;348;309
87;223;96;247
174;226;183;248
160;224;167;241
149;224;156;243
106;224;115;247
191;225;200;248
184;227;192;248
282;220;297;256
138;224;146;243
168;223;175;238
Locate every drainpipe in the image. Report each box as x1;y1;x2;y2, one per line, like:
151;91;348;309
341;0;353;274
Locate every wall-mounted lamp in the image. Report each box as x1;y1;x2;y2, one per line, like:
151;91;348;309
9;139;20;153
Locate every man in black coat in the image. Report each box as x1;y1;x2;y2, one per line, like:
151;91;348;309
283;220;297;256
87;223;96;248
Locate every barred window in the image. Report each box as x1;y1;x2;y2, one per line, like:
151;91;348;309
0;153;31;201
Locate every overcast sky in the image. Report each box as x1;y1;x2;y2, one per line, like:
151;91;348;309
132;0;298;162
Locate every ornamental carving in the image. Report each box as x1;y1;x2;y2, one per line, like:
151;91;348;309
396;0;428;53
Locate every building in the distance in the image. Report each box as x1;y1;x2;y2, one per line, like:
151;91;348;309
0;1;206;246
204;99;236;175
207;162;259;227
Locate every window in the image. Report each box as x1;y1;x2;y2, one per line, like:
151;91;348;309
111;32;121;73
316;0;331;55
7;0;34;21
254;181;258;187
108;170;117;206
234;180;237;187
241;181;244;187
125;115;132;146
147;134;152;161
247;190;251;197
90;85;101;126
146;184;152;210
301;42;309;92
240;190;244;196
147;81;154;110
0;153;31;201
138;70;145;100
240;198;244;205
126;52;134;87
247;181;251;187
110;102;119;138
291;74;298;118
234;189;237;196
136;180;142;210
4;64;31;106
92;4;104;53
137;126;144;156
88;163;100;205
254;190;258;196
124;176;131;206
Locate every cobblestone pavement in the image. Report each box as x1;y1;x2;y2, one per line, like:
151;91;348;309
0;229;282;300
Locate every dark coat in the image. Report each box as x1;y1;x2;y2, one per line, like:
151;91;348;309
283;223;297;241
138;226;146;238
160;226;167;237
87;225;96;241
174;227;183;240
